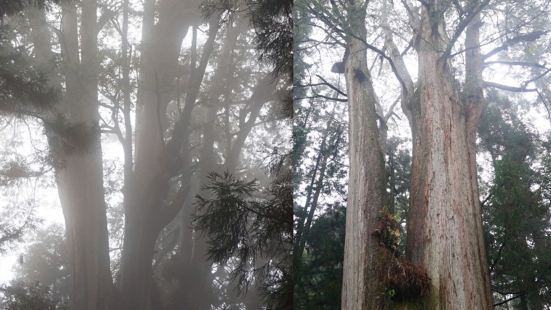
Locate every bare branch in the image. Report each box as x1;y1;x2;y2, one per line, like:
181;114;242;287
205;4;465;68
483;30;551;59
348;32;409;92
493;295;522;307
483;81;537;92
484;61;547;68
522;68;551;87
315;74;347;96
296;94;348;102
442;0;490;60
384;96;401;123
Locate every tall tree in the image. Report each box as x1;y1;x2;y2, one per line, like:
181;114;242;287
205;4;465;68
400;4;492;308
301;0;551;308
338;1;388;308
25;1;116;308
117;0;205;308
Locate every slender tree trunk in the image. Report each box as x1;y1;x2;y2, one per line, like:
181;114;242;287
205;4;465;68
121;0;133;204
341;2;387;309
403;8;492;309
226;74;276;169
294;117;330;253
296;118;341;261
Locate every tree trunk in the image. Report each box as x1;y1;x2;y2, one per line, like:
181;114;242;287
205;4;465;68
118;0;201;308
403;8;492;309
174;18;247;309
296;115;341;264
40;0;114;308
340;2;387;309
118;213;161;310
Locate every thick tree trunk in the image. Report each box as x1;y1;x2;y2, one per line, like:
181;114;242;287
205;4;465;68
118;213;160;310
40;0;115;308
118;1;201;308
403;8;492;309
53;134;113;310
54;144;113;310
340;3;387;309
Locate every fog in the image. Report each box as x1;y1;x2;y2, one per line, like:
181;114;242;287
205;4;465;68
0;0;291;309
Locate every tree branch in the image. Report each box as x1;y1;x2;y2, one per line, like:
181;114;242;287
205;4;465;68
315;74;347;96
296;94;348;102
442;0;490;60
484;60;547;68
483;81;537;92
483;30;551;59
348;32;409;91
493;294;522;307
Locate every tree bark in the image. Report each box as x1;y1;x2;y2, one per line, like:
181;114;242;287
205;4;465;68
403;7;492;309
33;0;115;308
340;2;387;309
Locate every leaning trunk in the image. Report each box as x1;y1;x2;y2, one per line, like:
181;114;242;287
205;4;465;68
340;2;387;309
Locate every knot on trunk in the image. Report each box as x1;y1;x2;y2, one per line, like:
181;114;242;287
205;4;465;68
45;117;99;156
353;69;367;82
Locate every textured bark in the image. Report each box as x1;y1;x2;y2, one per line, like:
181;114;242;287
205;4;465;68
403;7;492;309
340;2;387;309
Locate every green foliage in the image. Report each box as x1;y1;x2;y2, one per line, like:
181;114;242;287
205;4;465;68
294;205;345;310
0;225;69;308
381;253;430;303
372;209;430;303
247;0;292;78
201;0;292;78
0;0;47;17
0;280;68;310
0;1;60;116
194;155;292;309
385;137;411;254
44;119;100;156
480;93;551;308
14;225;70;302
373;210;401;253
0;203;38;254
